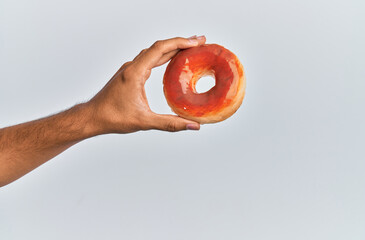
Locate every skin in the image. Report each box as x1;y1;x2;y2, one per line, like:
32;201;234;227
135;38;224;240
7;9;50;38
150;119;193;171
0;36;206;187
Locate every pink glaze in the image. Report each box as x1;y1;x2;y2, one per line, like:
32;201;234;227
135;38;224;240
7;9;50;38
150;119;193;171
163;44;245;123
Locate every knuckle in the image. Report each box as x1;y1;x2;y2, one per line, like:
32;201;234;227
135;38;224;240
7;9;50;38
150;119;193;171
116;61;132;75
120;64;136;79
121;61;132;68
152;40;164;50
139;48;147;55
165;121;178;132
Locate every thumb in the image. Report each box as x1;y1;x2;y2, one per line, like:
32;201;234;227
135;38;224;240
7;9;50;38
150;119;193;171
150;113;200;132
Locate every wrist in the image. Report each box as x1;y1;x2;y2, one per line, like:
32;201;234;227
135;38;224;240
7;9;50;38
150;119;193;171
75;102;105;137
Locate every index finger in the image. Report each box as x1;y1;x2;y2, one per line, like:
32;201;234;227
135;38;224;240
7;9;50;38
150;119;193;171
134;36;206;70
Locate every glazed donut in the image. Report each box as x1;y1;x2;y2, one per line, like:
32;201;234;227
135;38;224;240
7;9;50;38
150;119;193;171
163;44;246;124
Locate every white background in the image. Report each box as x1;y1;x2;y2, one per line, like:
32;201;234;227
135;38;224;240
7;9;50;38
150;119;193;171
1;0;364;239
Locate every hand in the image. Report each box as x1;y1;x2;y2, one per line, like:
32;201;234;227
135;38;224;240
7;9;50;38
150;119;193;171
0;36;207;187
88;36;206;134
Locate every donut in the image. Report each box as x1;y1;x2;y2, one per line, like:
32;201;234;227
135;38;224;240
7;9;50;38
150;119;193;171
163;44;246;124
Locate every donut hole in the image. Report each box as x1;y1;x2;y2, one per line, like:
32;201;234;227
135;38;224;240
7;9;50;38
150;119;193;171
195;75;216;93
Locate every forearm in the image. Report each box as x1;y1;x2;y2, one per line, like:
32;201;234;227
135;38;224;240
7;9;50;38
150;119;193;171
0;102;100;187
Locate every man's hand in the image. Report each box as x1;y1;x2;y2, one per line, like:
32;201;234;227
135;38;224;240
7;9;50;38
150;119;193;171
88;36;206;134
0;36;206;187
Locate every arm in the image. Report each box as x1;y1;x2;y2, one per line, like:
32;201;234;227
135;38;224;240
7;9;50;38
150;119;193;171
0;36;206;187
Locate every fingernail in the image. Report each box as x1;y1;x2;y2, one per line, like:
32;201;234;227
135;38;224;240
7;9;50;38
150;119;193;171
188;35;197;39
196;35;205;40
186;123;200;130
188;38;199;45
